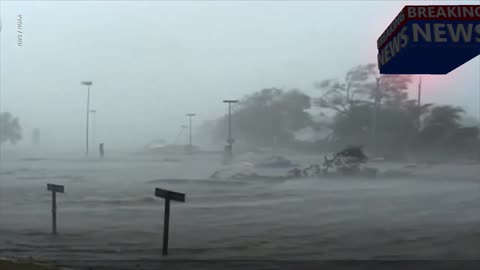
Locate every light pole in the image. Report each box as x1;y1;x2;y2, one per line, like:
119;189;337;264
186;114;196;147
223;100;238;155
371;76;382;158
90;109;97;148
81;81;92;156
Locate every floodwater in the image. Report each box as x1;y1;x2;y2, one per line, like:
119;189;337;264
1;151;480;270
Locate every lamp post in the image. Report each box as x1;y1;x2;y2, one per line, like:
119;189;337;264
81;81;93;156
186;114;196;147
223;100;238;156
90;109;97;148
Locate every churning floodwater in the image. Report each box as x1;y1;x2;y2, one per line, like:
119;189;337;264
1;151;480;269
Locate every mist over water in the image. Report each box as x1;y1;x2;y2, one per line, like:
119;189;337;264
1;150;480;269
1;1;480;269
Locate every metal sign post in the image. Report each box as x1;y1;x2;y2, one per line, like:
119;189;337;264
154;187;186;256
47;184;64;235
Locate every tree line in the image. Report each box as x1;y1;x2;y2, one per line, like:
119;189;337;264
0;112;22;145
201;63;480;161
2;62;479;161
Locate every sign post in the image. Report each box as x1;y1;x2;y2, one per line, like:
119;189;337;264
154;187;186;256
47;183;64;235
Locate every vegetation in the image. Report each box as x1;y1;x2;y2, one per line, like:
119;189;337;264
0;112;22;145
202;63;479;160
207;88;313;148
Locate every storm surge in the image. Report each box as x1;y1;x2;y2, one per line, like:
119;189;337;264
1;152;480;269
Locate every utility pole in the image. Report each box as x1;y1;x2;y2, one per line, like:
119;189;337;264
223;100;238;157
81;81;93;156
417;76;422;130
186;114;196;148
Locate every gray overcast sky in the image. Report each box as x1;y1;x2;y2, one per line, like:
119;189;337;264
1;0;479;152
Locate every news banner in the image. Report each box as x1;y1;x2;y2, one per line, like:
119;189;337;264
378;5;480;74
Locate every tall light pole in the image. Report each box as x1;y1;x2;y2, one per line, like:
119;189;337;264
81;81;92;156
90;109;97;148
371;76;382;158
186;113;196;147
223;100;238;155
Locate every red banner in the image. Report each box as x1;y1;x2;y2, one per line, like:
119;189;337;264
405;5;480;20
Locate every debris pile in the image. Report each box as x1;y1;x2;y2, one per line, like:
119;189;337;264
211;146;379;180
288;146;378;177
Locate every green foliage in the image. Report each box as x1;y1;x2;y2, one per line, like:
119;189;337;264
416;105;478;157
375;74;413;106
316;64;417;159
423;105;464;131
210;88;313;148
314;64;376;114
0;112;22;145
313;64;477;160
201;63;478;160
